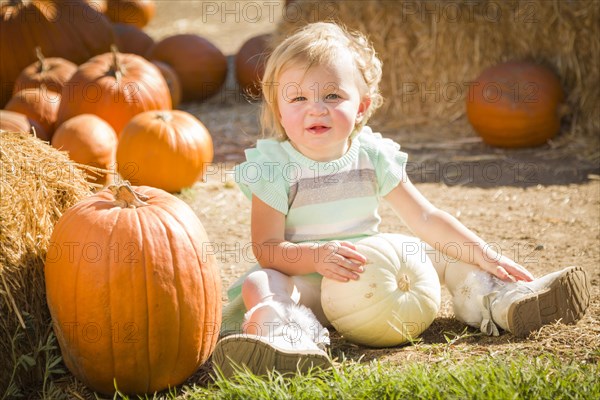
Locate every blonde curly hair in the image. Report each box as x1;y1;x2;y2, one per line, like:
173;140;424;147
260;22;383;140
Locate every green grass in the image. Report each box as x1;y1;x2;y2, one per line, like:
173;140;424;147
111;353;599;400
8;332;598;399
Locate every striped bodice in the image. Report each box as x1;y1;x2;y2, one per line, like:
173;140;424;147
234;127;408;244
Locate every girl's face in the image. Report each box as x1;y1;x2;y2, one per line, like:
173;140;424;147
276;53;370;162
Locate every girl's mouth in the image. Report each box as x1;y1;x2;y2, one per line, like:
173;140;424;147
307;125;330;134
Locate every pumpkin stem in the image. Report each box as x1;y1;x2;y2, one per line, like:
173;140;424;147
109;44;123;83
35;47;48;74
108;183;150;208
156;111;173;123
397;274;410;292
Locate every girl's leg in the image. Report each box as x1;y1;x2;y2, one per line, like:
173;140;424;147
424;245;497;331
240;268;295;336
426;246;481;292
213;269;331;377
424;243;590;337
241;269;327;336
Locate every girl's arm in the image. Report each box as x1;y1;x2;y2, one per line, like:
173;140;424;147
250;195;366;282
384;177;534;282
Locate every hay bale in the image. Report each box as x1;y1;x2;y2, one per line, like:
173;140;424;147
0;130;95;397
275;0;599;136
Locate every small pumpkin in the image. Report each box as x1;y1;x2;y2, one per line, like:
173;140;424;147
0;109;46;138
116;110;213;192
56;46;171;134
105;0;156;29
112;22;155;57
321;234;441;347
466;61;566;148
235;34;270;98
13;48;77;95
5;86;61;140
45;183;222;395
147;34;227;102
51;114;117;185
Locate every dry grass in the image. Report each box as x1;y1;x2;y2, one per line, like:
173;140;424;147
0;130;97;397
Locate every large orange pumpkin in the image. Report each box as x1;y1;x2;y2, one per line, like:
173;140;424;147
235;34;270;98
466;61;565;148
5;87;61;140
0;0;115;106
45;183;222;395
0;109;46;138
116;110;213;192
146;34;227;102
56;47;172;134
51;114;117;185
13;48;77;95
105;0;155;29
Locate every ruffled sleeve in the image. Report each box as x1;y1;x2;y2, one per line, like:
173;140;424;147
234;139;290;214
358;127;409;197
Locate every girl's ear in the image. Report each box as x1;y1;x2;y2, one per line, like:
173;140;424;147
356;96;372;123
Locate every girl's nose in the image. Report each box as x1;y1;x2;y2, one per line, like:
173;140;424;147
308;100;327;115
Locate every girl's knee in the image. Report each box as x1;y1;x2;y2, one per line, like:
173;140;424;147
242;268;287;288
241;268;294;305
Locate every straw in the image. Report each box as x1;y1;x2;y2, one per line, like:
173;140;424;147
0;130;97;394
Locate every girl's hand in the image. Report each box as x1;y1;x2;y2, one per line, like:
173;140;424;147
478;252;534;282
315;241;367;282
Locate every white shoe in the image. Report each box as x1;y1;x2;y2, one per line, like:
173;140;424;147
490;266;590;337
212;332;331;378
212;300;332;377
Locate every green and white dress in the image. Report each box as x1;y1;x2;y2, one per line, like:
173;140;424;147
221;126;409;335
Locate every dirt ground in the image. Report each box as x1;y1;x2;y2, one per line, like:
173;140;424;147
145;0;599;372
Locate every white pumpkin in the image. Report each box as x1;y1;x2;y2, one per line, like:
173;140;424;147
321;234;441;347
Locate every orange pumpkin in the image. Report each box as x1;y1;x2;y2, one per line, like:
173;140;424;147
113;22;155;57
235;34;270;98
5;87;61;140
0;0;115;107
105;0;156;29
151;61;182;109
45;183;222;395
466;61;565;148
84;0;107;13
116;110;213;192
51;114;117;185
147;34;227;102
0;109;46;138
13;48;77;95
56;47;171;134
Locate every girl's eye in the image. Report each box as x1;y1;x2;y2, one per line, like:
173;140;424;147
325;93;341;101
290;96;307;102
